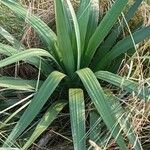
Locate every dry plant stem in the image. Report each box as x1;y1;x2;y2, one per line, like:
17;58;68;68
89;140;102;150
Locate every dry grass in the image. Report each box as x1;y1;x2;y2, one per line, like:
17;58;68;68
118;2;150;149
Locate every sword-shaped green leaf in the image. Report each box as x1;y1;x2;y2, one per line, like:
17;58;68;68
95;26;150;70
69;89;86;150
0;48;57;69
3;71;66;147
0;77;43;91
95;71;150;100
0;43;53;75
92;0;143;64
83;0;128;66
66;0;81;70
54;0;75;76
22;101;67;150
77;68;127;149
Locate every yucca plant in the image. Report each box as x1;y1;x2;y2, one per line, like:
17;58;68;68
0;0;149;149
